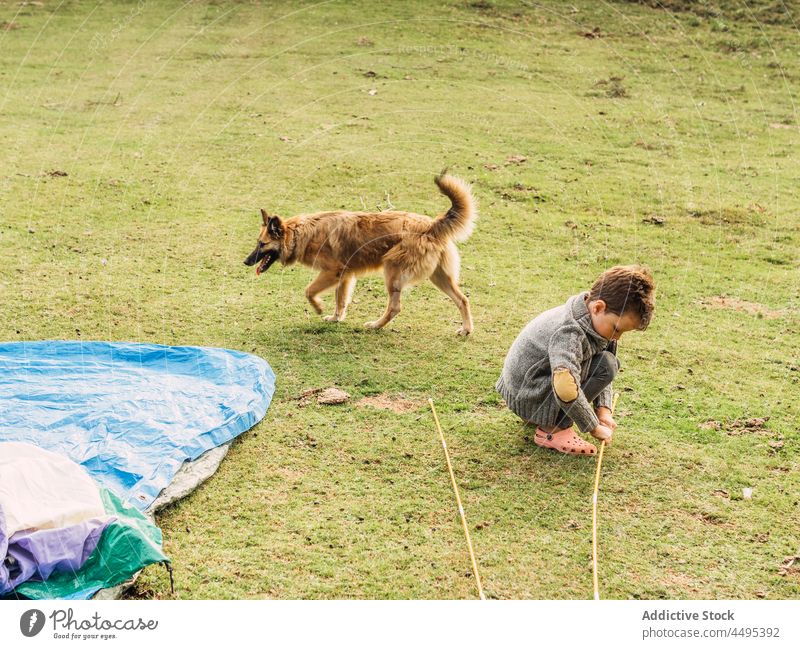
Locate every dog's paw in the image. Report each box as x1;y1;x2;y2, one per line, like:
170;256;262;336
456;326;472;336
324;314;343;323
363;320;383;330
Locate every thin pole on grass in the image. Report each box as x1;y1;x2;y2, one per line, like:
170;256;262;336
592;391;619;601
428;398;486;601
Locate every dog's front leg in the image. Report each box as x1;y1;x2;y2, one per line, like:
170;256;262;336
324;273;356;322
305;270;339;316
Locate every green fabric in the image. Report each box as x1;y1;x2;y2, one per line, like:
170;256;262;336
14;489;168;600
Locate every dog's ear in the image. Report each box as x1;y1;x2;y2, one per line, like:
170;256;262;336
267;215;284;239
260;208;269;226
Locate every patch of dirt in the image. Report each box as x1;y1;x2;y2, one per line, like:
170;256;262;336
580;27;602;39
778;554;800;577
355;36;374;47
697;511;732;527
687;206;763;225
700;417;771;436
499;183;546;203
85;93;122;108
621;0;797;26
642;215;666;226
357;394;423;414
275;466;305;481
594;76;628;98
296;387;350;407
634;140;672;151
1;21;21;30
506;154;527;165
701;296;784;319
717;39;750;54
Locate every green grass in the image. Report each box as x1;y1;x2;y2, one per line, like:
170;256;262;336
1;0;798;599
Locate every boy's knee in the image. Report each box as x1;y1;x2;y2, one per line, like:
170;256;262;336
598;351;620;379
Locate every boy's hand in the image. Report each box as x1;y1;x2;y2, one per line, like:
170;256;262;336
591;424;613;445
596;406;617;431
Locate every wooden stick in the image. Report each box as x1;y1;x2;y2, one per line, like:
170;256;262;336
592;392;619;601
428;398;486;600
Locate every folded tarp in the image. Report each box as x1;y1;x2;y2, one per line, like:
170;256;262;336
0;441;106;532
1;442;167;599
0;340;276;509
10;490;167;599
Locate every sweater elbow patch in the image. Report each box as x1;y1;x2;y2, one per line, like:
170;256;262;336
553;368;578;402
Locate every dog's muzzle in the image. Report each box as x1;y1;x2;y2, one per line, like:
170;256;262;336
243;248;279;276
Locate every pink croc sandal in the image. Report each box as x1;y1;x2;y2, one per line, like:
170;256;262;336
534;427;597;456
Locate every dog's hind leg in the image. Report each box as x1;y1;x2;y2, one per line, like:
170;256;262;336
364;266;405;330
430;249;473;336
305;270;339;315
324;273;356;322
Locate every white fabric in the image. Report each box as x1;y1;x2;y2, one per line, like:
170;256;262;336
0;442;105;535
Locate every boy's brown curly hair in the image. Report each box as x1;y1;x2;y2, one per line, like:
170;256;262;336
588;265;655;330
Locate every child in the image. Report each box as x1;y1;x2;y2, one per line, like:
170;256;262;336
496;265;655;456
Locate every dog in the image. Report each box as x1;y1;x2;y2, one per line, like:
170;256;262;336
243;172;476;335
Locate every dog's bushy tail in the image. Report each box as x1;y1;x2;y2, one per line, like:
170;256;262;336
428;171;477;243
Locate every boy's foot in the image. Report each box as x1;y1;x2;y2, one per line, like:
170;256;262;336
534;427;597;456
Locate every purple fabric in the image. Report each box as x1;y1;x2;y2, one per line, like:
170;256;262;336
0;505;113;594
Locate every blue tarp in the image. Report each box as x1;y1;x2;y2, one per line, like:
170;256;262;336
0;341;275;509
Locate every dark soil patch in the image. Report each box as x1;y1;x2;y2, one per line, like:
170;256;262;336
687;206;764;226
594;76;628;98
700;296;784;319
700;416;771;435
619;0;798;26
778;554;800;577
357;394;423;414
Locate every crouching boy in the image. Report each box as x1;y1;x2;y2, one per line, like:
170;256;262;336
496;265;655;456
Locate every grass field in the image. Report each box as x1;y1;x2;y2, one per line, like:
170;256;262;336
1;0;798;600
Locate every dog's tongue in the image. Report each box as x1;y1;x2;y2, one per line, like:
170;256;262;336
255;264;263;276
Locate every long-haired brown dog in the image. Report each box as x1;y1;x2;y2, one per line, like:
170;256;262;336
244;172;476;334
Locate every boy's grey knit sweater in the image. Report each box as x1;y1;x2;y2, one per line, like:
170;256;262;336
495;292;613;433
